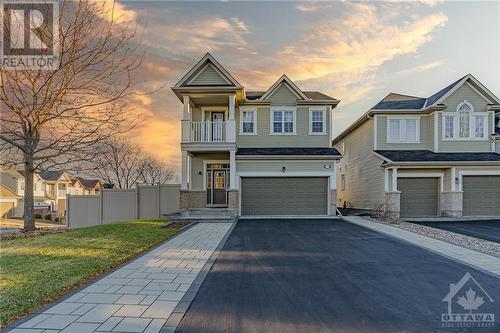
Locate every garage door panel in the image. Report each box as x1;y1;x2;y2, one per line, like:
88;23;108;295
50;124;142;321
399;177;439;218
241;177;328;215
463;176;500;216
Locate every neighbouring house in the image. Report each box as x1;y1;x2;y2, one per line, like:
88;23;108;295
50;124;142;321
38;171;73;217
78;178;102;195
0;168;55;217
102;183;117;189
0;184;21;218
68;177;85;195
332;74;500;218
172;53;341;217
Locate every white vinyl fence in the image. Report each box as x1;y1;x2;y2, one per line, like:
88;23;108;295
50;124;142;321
67;184;180;229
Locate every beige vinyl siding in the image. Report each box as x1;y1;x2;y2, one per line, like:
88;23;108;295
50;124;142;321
237;159;334;173
188;64;228;86
438;83;493;152
268;84;299;106
376;115;433;150
334;119;385;209
236;106;330;147
190;153;229;190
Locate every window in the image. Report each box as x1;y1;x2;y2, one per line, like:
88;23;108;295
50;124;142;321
240;109;256;134
341;174;345;191
310;108;326;134
387;118;420;143
20;181;25;191
442;100;488;140
271;107;295;134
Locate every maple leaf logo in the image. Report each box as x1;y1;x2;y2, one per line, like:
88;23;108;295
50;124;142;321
457;288;485;313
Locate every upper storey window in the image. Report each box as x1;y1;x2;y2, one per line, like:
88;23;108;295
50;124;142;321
387;117;420;143
240;108;257;135
443;100;488;140
309;108;326;135
271;107;296;135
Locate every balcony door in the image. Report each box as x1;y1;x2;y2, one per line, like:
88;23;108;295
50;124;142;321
211;112;224;142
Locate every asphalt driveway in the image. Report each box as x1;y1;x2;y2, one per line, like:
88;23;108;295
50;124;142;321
175;219;500;333
418;220;500;243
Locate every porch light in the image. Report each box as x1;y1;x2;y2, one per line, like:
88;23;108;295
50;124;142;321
282;166;286;173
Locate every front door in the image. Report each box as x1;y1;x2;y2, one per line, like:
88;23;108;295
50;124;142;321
206;164;229;206
211;112;224;141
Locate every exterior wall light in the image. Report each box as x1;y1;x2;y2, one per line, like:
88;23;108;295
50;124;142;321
282;166;286;173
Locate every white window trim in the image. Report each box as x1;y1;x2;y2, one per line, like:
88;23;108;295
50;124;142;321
239;107;257;135
269;106;297;135
441;112;489;141
386;116;421;144
309;108;327;135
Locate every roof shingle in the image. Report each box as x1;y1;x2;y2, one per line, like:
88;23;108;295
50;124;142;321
236;147;341;156
374;150;500;163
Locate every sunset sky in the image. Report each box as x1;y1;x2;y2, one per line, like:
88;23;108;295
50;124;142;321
117;0;500;175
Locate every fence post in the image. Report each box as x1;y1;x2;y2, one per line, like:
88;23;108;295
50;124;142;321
99;190;104;225
136;186;140;220
157;184;161;218
66;193;70;228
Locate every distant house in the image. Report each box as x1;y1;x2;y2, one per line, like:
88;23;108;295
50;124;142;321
102;183;117;189
78;178;103;195
38;171;72;217
0;184;21;218
68;177;85;195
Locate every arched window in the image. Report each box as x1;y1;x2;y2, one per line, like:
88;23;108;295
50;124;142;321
457;101;472;138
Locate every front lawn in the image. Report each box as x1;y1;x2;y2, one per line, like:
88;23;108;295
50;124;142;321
0;219;183;327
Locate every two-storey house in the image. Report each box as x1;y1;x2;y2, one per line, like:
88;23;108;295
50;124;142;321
332;74;500;218
172;54;341;217
38;171;72;217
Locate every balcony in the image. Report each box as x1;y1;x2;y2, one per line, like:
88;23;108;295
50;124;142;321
182;120;235;144
191;121;226;142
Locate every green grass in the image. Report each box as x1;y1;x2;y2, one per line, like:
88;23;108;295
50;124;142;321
0;219;183;326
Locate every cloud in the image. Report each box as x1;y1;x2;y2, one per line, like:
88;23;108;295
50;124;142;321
95;1;137;23
396;59;446;76
144;16;251;55
296;2;333;12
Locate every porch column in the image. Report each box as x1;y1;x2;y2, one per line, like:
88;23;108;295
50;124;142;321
226;94;236;142
181;95;191;142
229;149;237;189
451;167;456;191
391;168;398;192
181;150;189;190
384;168;389;192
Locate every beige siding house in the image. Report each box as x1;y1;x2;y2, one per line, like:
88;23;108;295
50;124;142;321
333;74;500;218
172;53;341;217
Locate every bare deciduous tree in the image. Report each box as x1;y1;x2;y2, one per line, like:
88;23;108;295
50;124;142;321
89;138;175;189
140;156;175;185
0;1;144;230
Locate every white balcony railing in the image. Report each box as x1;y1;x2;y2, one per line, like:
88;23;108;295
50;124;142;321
191;121;226;143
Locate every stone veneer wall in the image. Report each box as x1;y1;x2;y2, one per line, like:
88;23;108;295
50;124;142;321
180;190;206;210
330;189;337;215
441;191;463;217
227;189;239;217
385;191;401;220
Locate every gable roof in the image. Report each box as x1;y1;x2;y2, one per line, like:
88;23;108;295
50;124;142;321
372;74;500;110
259;74;309;100
246;90;337;102
78;178;102;189
39;171;69;182
174;53;242;88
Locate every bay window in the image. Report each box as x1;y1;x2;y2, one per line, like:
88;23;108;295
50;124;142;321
387;117;420;143
271;107;295;134
442;101;488;140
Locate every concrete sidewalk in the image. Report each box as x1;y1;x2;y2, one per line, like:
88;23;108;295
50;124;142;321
343;216;500;278
5;222;234;333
